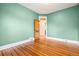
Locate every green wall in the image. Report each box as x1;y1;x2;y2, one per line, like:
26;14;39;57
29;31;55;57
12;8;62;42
0;3;79;46
47;5;79;41
0;3;38;46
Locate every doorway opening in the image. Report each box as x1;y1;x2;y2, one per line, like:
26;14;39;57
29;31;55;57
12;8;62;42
34;16;47;45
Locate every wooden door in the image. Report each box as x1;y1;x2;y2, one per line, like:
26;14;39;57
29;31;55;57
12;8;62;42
34;19;40;44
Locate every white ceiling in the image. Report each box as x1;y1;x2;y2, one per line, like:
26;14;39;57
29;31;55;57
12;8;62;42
20;3;78;14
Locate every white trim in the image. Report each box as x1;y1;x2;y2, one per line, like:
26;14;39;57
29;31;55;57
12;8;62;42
47;37;79;46
0;37;79;50
0;37;33;50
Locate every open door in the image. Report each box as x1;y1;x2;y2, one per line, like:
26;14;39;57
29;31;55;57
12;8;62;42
34;19;40;46
34;16;47;47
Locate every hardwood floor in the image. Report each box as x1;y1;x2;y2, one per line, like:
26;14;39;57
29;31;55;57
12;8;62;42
0;39;79;56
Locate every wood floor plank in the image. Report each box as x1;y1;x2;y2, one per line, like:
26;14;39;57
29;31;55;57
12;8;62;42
13;46;25;56
16;45;32;56
4;48;12;56
9;48;18;56
20;44;42;56
0;39;79;56
47;40;79;56
46;42;71;55
29;44;67;56
2;49;8;56
24;41;69;56
0;51;2;56
23;43;62;56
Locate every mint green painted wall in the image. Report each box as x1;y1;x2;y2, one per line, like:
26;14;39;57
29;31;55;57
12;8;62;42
0;3;38;46
0;4;79;46
47;5;79;41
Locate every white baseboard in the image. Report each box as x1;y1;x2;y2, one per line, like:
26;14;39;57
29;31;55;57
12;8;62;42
47;37;79;45
0;37;79;50
0;37;33;50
